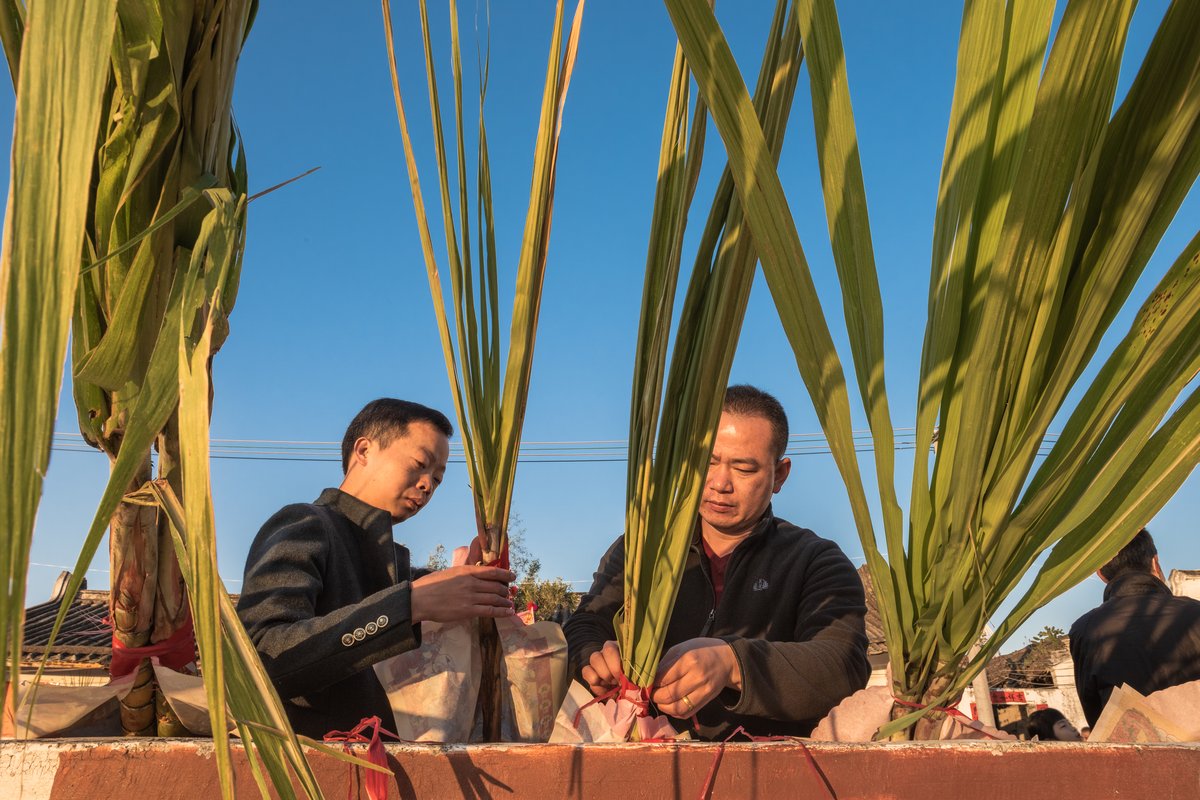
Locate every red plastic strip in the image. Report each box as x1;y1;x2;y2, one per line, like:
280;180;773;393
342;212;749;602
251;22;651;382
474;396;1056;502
109;613;196;677
323;716;404;800
891;697;1003;740
700;726;837;800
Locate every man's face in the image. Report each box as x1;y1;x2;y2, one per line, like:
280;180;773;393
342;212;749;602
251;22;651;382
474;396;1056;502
699;411;790;537
353;420;450;522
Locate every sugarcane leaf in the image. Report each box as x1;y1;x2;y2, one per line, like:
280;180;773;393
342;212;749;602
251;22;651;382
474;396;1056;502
0;0;117;696
0;0;23;87
795;0;911;663
80;176;216;275
381;0;481;503
623;0;803;685
383;0;584;562
661;0;879;653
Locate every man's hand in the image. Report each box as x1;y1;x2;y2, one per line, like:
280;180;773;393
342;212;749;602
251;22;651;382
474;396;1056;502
581;640;624;697
411;565;515;623
651;638;742;719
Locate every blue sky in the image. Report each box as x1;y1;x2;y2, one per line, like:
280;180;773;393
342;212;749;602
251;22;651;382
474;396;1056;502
7;1;1198;651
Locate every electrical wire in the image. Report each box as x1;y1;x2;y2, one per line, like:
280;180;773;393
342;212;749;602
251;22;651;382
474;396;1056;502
48;428;1063;464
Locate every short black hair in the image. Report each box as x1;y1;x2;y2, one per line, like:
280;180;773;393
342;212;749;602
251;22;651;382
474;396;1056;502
340;398;453;473
723;385;789;460
1026;708;1067;741
1098;527;1157;582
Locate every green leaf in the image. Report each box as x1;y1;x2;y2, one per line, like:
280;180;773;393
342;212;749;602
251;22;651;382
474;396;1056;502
0;0;118;701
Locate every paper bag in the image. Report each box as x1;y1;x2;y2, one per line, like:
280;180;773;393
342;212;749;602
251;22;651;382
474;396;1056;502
549;680;681;743
3;673;136;739
1090;683;1200;742
496;615;568;742
373;618;481;741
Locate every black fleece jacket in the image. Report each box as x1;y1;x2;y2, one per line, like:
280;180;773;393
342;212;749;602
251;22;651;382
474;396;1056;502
236;489;424;738
565;509;869;739
1070;571;1200;726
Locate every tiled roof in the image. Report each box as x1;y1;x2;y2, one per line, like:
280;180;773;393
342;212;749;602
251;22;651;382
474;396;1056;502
22;586;113;667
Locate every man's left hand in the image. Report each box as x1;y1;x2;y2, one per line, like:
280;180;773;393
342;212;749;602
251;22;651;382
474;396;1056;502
651;637;743;719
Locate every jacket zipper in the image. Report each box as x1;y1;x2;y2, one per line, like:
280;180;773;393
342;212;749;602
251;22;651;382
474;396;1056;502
699;540;752;637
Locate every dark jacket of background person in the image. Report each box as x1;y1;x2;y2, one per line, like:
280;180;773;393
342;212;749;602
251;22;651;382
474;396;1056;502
237;488;423;737
565;510;870;740
1069;571;1200;726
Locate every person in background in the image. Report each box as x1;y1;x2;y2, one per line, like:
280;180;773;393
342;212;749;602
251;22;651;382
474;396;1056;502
1069;527;1200;726
237;398;515;737
565;385;869;740
1026;708;1082;741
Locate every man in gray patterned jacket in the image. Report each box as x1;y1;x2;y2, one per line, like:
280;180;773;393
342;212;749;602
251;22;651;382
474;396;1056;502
237;398;515;737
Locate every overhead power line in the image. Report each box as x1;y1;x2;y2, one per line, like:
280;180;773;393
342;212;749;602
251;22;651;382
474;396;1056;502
48;428;1062;464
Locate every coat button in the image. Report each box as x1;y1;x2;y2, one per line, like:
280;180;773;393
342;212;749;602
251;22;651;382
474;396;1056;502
341;633;355;647
365;621;378;635
353;627;366;641
377;615;389;629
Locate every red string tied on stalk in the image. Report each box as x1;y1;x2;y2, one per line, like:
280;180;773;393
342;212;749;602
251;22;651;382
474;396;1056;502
323;716;401;800
572;674;651;728
109;613;196;678
890;696;1004;740
572;675;677;742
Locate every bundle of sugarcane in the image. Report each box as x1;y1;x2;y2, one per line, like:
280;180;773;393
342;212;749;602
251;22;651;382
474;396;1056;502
667;0;1200;738
618;0;804;706
382;0;583;740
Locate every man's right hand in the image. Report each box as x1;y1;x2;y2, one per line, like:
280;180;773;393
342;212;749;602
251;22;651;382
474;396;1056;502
410;565;515;623
580;640;624;696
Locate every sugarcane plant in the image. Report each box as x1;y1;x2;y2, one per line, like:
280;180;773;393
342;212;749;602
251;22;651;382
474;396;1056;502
0;1;348;795
619;0;805;698
665;0;1200;738
381;0;583;740
63;0;262;737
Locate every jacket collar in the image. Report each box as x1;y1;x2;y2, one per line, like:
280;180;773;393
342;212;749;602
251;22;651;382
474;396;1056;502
315;488;393;538
693;504;776;548
1102;571;1170;603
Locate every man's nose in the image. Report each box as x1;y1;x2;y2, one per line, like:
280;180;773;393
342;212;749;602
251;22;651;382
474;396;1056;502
417;475;433;494
707;465;733;491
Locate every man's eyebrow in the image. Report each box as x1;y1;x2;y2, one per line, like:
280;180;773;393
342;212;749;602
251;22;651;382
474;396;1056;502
729;457;761;467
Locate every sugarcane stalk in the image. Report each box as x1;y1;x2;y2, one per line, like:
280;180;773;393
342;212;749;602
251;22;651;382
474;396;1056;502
152;412;192;737
475;519;506;741
110;453;159;736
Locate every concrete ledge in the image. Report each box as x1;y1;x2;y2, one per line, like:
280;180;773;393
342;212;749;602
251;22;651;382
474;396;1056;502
1;739;1197;799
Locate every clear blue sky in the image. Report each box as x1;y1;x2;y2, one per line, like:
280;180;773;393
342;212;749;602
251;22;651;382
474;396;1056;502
6;1;1197;651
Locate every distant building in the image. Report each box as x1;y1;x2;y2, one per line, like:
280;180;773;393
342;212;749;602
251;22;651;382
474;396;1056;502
20;572;112;686
1169;569;1200;601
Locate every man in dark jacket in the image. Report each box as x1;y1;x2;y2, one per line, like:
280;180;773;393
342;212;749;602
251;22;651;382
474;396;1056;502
237;398;515;737
565;386;870;740
1070;528;1200;726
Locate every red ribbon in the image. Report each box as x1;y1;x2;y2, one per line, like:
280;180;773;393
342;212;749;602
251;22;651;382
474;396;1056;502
890;697;1003;740
573;675;653;729
484;540;510;571
323;716;401;800
700;726;836;800
109;614;196;678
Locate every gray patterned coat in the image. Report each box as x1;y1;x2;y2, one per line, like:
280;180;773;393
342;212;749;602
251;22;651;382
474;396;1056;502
237;488;422;737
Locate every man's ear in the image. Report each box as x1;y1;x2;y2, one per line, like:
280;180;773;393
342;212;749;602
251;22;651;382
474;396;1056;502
1095;569;1109;585
349;437;372;469
1152;555;1166;582
772;457;792;493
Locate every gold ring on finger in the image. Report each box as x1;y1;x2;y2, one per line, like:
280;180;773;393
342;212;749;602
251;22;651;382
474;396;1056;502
682;694;695;712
